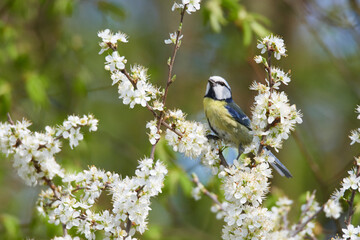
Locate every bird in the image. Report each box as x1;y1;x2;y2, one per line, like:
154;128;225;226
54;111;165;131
203;76;292;178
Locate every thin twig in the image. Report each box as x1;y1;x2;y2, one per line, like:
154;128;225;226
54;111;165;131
7;112;14;125
147;5;187;161
192;173;224;211
162;5;187;106
292;204;324;237
150;5;188;159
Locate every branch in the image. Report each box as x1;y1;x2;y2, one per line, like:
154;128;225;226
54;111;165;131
257;43;274;156
150;5;188;159
162;5;187;106
7;113;67;235
192;173;224;211
292;204;324;237
345;164;360;226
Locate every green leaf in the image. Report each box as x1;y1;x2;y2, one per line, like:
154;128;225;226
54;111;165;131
98;1;126;20
205;0;227;33
250;20;270;37
54;0;74;15
0;79;11;116
0;214;22;240
242;21;252;46
25;72;48;106
221;0;242;21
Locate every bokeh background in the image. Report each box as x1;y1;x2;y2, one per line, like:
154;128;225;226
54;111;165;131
0;0;359;239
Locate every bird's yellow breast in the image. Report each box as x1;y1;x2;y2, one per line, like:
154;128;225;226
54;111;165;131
203;97;252;146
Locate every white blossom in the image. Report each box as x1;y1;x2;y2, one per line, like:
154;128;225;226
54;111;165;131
254;55;263;64
257;34;287;60
172;0;201;14
111;71;128;85
343;224;360;240
324;199;342;219
271;67;291;88
164;32;183;45
105;51;127;71
350;129;360;145
183;0;201;14
146;120;161;145
342;168;360;190
98;29;128;54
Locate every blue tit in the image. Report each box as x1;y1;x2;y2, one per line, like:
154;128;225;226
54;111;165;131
203;76;292;178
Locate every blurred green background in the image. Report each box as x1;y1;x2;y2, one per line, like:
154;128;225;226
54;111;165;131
0;0;359;239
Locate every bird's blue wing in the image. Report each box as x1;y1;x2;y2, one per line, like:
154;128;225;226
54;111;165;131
225;101;252;130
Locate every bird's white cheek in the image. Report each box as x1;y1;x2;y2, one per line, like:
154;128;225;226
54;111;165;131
213;85;231;99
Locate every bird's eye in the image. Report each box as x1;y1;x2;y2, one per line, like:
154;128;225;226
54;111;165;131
218;82;225;86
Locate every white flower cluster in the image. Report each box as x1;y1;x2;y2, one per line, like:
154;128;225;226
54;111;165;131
56;115;98;149
165;109;208;159
271;67;291;88
38;158;167;239
323;165;359;222
257;34;287;60
218;159;275;238
98;29;128;54
0;115;97;186
249;91;302;151
321;107;360;239
0;119;63;186
222;205;275;239
250;35;302;152
172;0;201;14
99;31;163;110
111;158;167;235
349;105;360;145
221;159;271;207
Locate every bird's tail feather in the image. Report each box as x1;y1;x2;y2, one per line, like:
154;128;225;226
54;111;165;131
264;147;292;178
